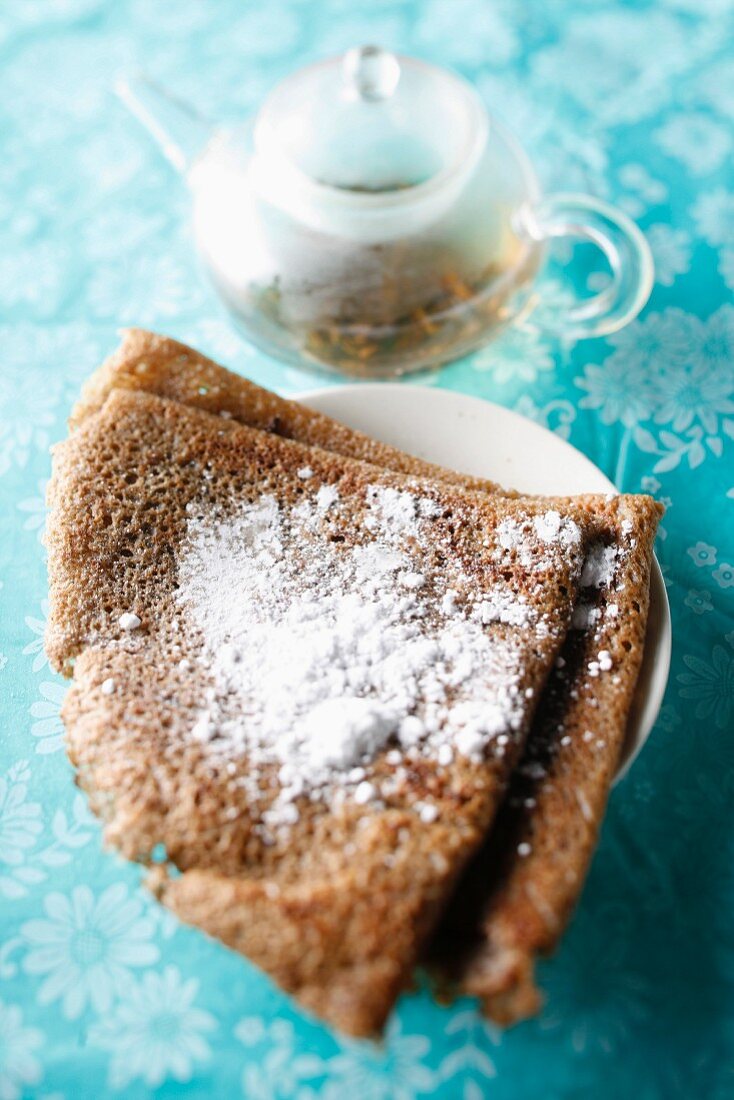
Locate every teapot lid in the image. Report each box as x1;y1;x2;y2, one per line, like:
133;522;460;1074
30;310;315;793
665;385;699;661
253;47;488;197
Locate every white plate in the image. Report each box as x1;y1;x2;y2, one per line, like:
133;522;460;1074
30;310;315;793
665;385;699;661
299;383;671;780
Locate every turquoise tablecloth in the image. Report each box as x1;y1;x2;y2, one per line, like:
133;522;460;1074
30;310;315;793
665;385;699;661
1;2;733;1097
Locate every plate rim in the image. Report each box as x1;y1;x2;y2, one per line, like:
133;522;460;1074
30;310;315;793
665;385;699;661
295;381;671;781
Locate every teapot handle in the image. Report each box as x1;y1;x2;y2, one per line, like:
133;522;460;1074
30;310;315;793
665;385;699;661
514;193;653;338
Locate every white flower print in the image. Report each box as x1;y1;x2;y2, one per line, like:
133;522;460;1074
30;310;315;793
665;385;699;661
20;883;159;1019
0;323;104;408
694;303;734;373
0;655;7;672
618;164;668;207
576;358;654;428
689;52;734;120
219;4;302;62
4;0;103;34
29;682;66;754
0;360;60;477
4;33;121;133
667;0;731;13
646;224;691;287
80;207;170;263
539;904;650;1054
693;188;734;248
0;791;95;903
603;307;698;370
127;0;210;35
0;241;69;317
472;327;554;386
314;12;406;59
16;480;48;544
531;11;688;125
74;126;150;195
687;541;718;568
89;966;216;1090
23;601;49;672
678;638;734;730
474;70;611;197
654;703;682;735
439;1010;499;1084
654;112;731;176
234;1016;266;1047
416;0;518;66
320;1016;436;1100
616;162;669;218
712;562;734;589
86;253;206;325
719;247;734;292
0;762;43;899
514;395;577;441
652;358;734;435
684;589;713;615
236;1017;325;1099
576;307;734;472
0;1000;43;1100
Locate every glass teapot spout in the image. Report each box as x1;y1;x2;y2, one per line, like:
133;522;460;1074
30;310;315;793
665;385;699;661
117;72;215;175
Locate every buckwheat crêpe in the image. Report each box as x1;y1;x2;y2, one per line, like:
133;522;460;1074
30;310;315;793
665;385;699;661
67;330;662;1024
48;386;594;1035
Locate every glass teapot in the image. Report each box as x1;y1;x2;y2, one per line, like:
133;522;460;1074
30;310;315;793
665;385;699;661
120;47;653;378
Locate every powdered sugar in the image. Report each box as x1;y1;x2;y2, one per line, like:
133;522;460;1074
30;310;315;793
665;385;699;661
175;484;569;834
571;603;602;631
119;612;141;631
580;543;618;589
497;512;581;570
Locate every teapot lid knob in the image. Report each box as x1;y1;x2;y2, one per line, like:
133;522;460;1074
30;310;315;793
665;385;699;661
342;46;401;102
254;48;487;196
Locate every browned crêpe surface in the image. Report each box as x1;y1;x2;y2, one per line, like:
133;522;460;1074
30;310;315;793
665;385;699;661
47;388;587;1037
429;495;661;1023
71;328;506;495
70;330;663;1025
